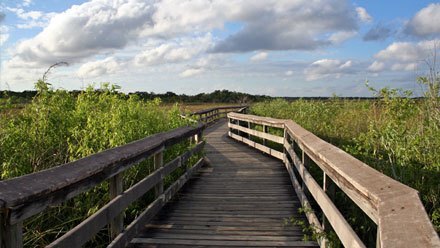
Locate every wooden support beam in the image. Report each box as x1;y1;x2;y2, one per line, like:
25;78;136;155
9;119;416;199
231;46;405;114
0;215;22;248
109;173;124;239
322;172;336;248
154;149;164;197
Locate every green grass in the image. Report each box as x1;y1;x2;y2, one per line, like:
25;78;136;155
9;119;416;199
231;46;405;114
0;83;198;247
250;91;440;246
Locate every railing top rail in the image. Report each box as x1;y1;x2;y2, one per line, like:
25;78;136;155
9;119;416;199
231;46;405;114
227;112;440;248
0;123;204;223
191;105;247;115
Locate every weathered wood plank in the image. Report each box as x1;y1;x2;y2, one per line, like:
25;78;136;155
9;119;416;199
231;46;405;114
0;124;205;225
130;238;318;247
228;132;284;160
46;142;204;248
228;122;284;144
132;119;318;248
109;158;205;248
229;113;440;248
109;173;124;239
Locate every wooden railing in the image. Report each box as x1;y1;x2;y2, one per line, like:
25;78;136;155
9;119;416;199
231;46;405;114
0;123;205;248
227;112;440;248
191;105;247;124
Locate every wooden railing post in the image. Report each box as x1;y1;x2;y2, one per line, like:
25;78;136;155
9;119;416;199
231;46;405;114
0;214;23;248
247;121;251;139
301;150;310;191
262;125;268;146
322;172;335;247
109;173;123;239
154;149;164;197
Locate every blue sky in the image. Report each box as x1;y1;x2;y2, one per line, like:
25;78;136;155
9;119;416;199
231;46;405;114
0;0;439;96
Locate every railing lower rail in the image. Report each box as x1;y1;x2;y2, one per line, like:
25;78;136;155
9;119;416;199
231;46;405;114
0;123;205;248
0;105;247;248
227;112;440;248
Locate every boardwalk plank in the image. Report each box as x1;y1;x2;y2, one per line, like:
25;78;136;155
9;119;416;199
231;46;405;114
131;119;318;247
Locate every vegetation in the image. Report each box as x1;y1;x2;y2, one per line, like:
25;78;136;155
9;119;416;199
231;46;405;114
0;81;198;246
0;89;271;106
251;85;440;245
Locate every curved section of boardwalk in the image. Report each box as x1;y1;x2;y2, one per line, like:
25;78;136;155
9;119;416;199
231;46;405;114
130;120;318;247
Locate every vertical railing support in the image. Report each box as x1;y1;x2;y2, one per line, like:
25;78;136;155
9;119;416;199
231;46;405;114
262;125;268;147
109;173;123;239
376;229;381;248
247;121;251;140
154;149;164;198
322;172;335;247
0;213;23;248
301;150;311;191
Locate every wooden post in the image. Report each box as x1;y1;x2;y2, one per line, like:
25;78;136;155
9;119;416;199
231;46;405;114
282;128;287;163
322;172;335;247
376;229;381;248
154;149;164;197
301;150;310;191
262;125;268;147
0;214;23;248
109;173;123;239
247;121;251;140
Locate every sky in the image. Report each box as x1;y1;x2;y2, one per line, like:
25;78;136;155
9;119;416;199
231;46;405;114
0;0;439;97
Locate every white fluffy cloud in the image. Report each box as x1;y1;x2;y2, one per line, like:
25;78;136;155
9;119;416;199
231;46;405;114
405;3;440;37
179;68;204;78
368;61;385;72
77;57;121;78
213;0;358;52
356;7;372;23
7;0;155;67
6;7;56;29
304;59;354;81
250;52;268;62
134;34;212;66
5;0;361;70
285;70;293;76
370;39;439;72
329;31;357;44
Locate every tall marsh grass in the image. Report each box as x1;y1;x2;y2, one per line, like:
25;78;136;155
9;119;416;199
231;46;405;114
0;82;194;246
251;90;440;243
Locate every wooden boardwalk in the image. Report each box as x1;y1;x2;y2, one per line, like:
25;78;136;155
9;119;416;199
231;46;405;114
130;120;318;247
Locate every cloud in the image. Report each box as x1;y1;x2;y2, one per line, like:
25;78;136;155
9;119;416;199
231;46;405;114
179;68;204;78
304;59;354;81
7;0;155;67
0;25;9;44
6;7;56;29
77;57;121;78
212;0;357;52
329;31;357;44
22;0;32;7
405;3;440;37
285;70;293;76
250;52;268;62
367;61;385;72
134;34;212;66
356;7;372;23
363;24;392;41
371;39;439;72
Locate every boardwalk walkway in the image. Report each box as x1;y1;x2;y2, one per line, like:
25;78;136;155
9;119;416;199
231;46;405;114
130;120;318;247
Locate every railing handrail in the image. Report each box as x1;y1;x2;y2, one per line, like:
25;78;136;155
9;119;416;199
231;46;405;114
0;122;205;247
188;105;248;125
227;112;440;248
191;105;247;115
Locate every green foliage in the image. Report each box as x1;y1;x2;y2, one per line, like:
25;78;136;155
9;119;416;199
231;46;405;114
251;92;440;243
0;82;193;246
284;207;341;247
